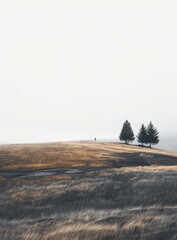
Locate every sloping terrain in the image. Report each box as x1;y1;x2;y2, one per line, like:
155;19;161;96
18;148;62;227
0;141;177;171
1;142;177;240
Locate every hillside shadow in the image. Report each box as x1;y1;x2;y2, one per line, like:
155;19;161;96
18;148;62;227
108;151;177;168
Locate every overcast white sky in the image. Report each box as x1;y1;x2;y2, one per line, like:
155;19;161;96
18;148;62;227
0;0;177;143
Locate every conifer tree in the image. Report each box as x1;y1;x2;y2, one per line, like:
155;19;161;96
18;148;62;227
137;124;148;146
119;120;135;144
146;122;159;147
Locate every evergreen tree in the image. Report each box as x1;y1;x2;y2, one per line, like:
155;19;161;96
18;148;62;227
146;122;159;147
137;124;148;146
119;120;135;144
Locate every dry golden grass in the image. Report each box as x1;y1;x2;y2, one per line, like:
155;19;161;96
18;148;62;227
44;223;117;240
11;190;42;202
3;222;118;240
0;141;177;171
2;142;177;239
118;165;177;172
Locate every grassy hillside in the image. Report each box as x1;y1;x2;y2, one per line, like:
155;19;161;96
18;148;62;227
1;142;177;240
0;141;177;171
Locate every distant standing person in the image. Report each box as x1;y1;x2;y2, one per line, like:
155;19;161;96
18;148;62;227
94;137;96;141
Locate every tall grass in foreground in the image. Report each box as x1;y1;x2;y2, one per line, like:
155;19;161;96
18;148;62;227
1;168;177;239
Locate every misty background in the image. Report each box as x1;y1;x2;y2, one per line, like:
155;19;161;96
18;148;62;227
0;0;177;151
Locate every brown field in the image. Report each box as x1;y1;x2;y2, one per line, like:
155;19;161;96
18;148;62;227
1;141;177;239
1;141;177;171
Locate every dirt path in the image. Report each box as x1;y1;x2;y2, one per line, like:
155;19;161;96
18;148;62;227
0;168;83;179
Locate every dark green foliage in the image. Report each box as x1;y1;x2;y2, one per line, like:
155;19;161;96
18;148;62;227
119;120;135;144
137;124;148;146
146;122;159;147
